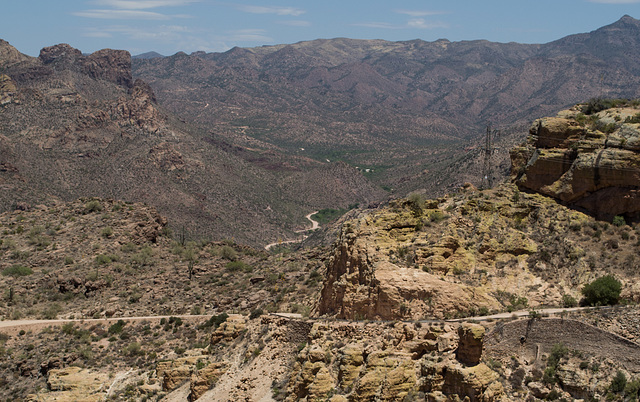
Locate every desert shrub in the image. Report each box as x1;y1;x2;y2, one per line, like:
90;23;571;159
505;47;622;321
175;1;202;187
249;308;263;319
581;275;622;306
84;200;102;213
101;227;113;238
610;371;627;394
124;342;144;357
613;215;626;227
63;256;74;265
562;294;578;308
428;210;447;223
42;303;62;319
130;246;153;267
61;322;76;335
199;313;228;330
95;254;112;265
625;378;640;399
2;264;33;277
121;242;136;253
219;245;237;261
407;193;424;217
625;112;640;124
581;98;628;115
225;260;250;272
108;320;127;335
312;208;348;225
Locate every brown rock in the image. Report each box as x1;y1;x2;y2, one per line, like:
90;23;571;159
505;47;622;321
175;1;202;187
39;44;83;66
83;49;133;88
456;323;485;366
188;362;226;401
512;107;640;221
317;219;498;320
210;315;247;345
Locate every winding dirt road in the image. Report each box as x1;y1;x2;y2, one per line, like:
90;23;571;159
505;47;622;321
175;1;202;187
264;211;319;250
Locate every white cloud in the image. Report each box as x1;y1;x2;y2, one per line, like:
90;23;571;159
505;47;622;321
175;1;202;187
407;18;448;29
90;0;200;9
74;9;170;19
355;18;448;30
83;30;114;38
395;10;445;17
277;20;311;27
237;5;305;16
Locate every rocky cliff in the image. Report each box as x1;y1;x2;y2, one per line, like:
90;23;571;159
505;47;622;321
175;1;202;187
511;102;640;222
316;182;640;321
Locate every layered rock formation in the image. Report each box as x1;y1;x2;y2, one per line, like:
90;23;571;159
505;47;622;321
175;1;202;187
511;104;640;221
286;320;504;402
316;181;640;321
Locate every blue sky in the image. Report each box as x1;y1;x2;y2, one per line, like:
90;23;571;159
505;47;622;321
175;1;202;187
3;0;640;56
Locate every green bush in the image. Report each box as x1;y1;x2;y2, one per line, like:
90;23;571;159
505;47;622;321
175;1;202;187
84;200;102;213
225;260;251;272
610;370;627;394
199;313;228;330
95;254;112;265
2;264;33;277
625;378;640;399
219;245;237;261
581;275;622;306
562;294;578;308
101;227;113;238
108;320;126;335
124;342;144;357
42;303;62;319
613;215;626;227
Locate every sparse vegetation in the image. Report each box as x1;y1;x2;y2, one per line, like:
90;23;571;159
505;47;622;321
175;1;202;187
2;264;33;277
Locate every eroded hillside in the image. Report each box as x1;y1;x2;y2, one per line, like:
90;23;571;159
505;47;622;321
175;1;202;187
317;182;640;321
0;39;384;246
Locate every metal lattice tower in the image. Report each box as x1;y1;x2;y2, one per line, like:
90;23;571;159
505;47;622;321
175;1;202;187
481;125;498;189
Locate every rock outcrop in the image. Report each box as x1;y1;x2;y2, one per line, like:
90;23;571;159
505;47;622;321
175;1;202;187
285;320;504;401
39;44;132;88
83;48;133;88
511;104;640;221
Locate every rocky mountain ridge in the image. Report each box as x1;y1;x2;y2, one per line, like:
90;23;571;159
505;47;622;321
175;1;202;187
0;39;384;246
132;16;640;196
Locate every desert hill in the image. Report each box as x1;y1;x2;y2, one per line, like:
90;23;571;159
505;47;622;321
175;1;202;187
132;16;640;196
0;40;384;246
0;186;639;400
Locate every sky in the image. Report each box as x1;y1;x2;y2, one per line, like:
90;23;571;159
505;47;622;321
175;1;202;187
2;0;640;57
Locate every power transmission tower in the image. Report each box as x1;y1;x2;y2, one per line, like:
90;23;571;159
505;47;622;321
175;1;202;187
481;124;499;189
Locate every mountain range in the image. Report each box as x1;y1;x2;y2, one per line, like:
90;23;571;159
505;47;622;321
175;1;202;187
132;15;640;196
2;16;640;245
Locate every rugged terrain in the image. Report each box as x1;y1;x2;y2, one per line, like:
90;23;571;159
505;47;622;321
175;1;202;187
133;15;640;196
0;40;384;246
1;168;639;400
2;16;640;402
512;100;640;222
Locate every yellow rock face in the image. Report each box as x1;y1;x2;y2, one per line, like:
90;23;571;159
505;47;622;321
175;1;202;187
33;367;110;402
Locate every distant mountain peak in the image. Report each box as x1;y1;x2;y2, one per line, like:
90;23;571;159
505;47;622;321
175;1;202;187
605;14;640;29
